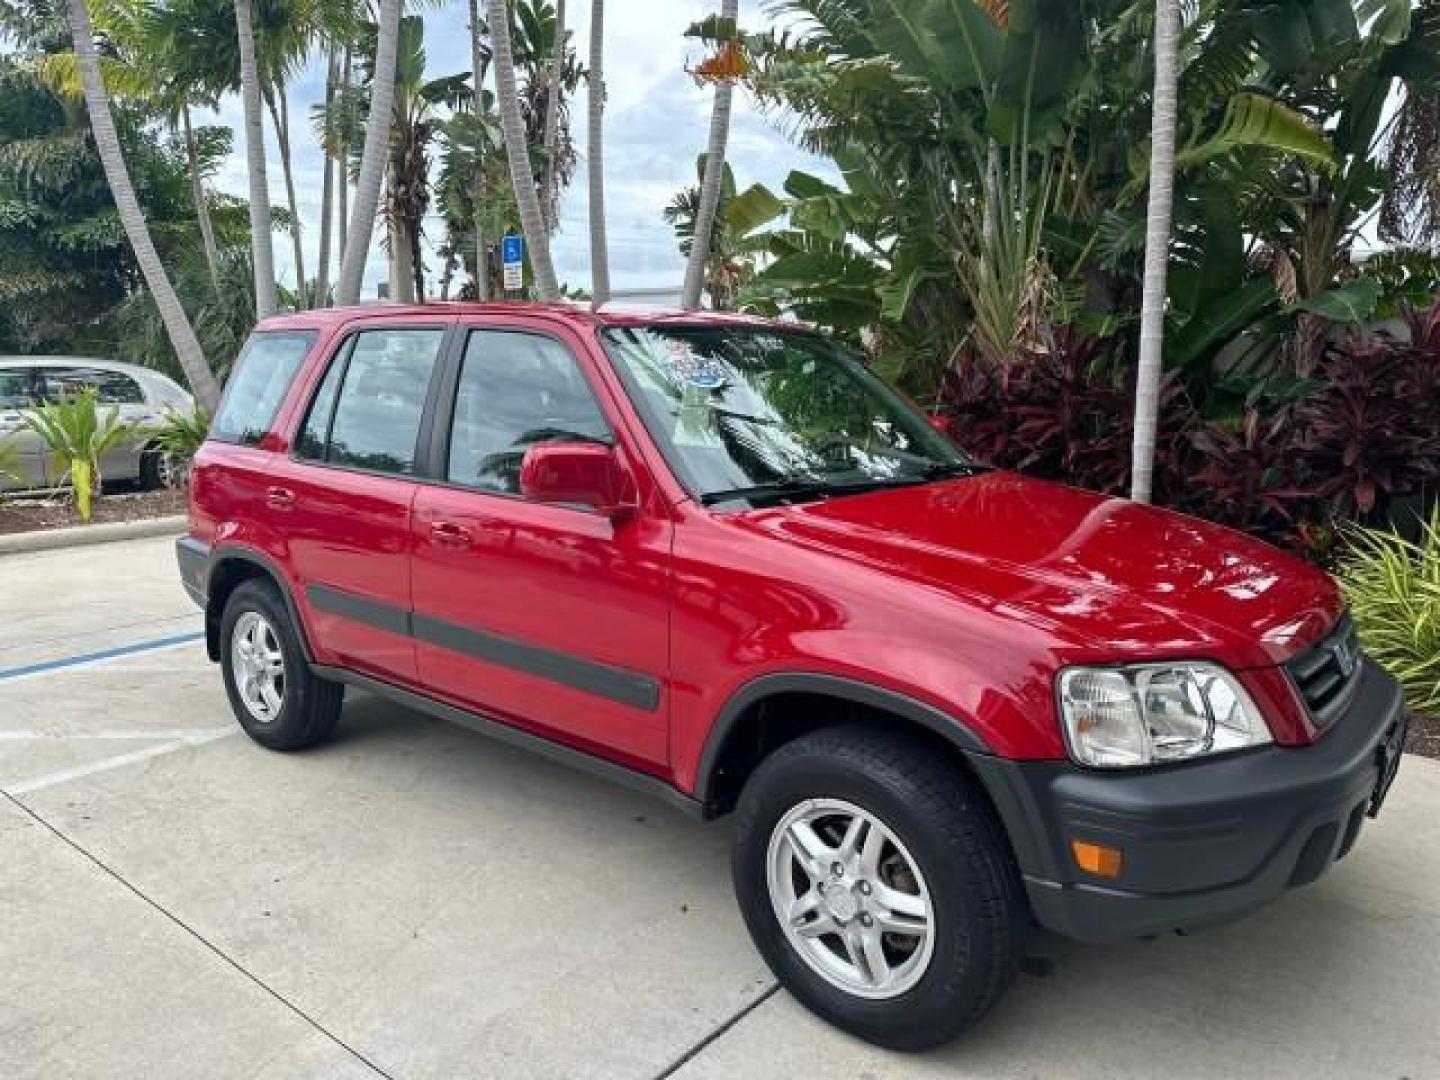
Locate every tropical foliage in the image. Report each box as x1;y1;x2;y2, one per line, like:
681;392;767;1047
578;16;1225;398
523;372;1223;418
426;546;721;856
0;22;244;358
21;385;137;521
1339;507;1440;713
664;155;783;310
727;0;1440;398
939;298;1440;553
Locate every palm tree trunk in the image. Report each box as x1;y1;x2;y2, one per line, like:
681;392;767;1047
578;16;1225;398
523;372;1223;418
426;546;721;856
315;49;338;307
336;0;402;306
486;0;560;300
266;85;306;306
468;0;490;301
66;0;221;411
588;0;609;304
389;217;415;302
181;106;221;289
1128;0;1180;504
410;216;425;301
337;46;351;273
539;0;565;232
235;0;279;318
681;0;738;311
440;249;455;300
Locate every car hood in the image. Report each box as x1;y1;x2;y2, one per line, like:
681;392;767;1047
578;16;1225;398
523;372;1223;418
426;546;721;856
725;471;1340;667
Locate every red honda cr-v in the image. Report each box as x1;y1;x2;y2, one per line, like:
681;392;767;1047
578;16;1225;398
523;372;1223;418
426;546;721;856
178;303;1406;1049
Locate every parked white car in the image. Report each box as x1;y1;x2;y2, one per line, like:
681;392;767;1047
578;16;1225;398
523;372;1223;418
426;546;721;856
0;357;195;492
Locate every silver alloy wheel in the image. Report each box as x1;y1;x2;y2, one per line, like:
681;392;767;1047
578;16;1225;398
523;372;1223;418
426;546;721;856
231;611;285;723
766;797;935;999
157;450;185;489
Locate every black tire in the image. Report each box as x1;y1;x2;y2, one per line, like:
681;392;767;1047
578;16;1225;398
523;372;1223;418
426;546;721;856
220;578;343;750
731;724;1026;1050
138;446;166;490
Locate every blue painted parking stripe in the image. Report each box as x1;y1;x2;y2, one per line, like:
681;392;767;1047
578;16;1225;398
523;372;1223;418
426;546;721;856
0;631;205;683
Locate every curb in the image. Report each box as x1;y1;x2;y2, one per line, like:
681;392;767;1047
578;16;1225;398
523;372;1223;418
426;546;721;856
0;514;187;557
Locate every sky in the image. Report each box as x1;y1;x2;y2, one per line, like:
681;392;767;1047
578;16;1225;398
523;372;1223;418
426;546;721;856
197;0;839;299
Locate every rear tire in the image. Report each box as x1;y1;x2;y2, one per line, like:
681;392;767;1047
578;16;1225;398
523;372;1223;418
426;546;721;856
220;579;343;750
139;446;179;490
731;724;1025;1050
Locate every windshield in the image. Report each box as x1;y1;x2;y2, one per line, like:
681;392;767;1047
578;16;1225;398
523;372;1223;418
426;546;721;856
602;325;976;506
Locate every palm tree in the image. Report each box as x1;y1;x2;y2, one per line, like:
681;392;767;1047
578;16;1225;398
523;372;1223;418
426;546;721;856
65;0;221;412
264;82;306;303
179;105;222;287
235;0;280;318
539;0;565;231
315;47;339;305
1129;0;1180;504
337;0;402;306
588;0;609;303
487;0;561;299
338;46;352;271
34;0;226;288
681;0;738;310
374;16;471;303
467;0;491;300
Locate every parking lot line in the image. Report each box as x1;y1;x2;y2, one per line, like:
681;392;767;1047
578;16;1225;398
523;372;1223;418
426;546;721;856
0;630;204;684
3;729;235;797
0;787;398;1080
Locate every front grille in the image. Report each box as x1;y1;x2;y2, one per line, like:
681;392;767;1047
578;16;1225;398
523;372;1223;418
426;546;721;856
1285;613;1363;728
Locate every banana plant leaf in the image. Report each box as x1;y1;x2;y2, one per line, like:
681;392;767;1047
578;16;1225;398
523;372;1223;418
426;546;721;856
987;0;1086;145
1292;279;1383;322
1168;279;1279;372
1176;92;1334;170
866;0;1002;94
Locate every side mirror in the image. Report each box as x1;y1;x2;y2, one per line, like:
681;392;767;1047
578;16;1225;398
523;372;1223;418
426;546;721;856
519;441;636;520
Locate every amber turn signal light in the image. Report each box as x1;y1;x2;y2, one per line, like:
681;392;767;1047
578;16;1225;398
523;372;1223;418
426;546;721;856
1071;839;1123;878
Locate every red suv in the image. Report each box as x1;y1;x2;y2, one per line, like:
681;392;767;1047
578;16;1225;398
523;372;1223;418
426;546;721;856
178;303;1406;1049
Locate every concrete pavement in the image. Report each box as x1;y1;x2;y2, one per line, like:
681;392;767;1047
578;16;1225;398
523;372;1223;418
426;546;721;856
2;535;1437;1079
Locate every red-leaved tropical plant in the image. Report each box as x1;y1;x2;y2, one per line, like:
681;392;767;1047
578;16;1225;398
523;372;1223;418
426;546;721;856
1293;331;1440;519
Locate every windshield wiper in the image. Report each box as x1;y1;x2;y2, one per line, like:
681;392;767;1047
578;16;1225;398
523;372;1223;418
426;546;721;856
700;461;992;508
918;460;992;480
700;476;839;507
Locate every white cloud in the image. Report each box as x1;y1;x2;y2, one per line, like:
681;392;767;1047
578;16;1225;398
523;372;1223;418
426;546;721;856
201;1;838;299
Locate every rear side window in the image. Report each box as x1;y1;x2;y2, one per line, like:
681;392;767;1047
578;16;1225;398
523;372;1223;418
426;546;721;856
211;331;317;445
0;370;33;410
295;328;444;476
38;367;144;404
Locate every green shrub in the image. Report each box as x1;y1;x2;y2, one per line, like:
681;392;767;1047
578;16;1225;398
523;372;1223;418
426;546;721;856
0;437;19;488
146;405;210;486
21;388;136;523
1338;510;1440;715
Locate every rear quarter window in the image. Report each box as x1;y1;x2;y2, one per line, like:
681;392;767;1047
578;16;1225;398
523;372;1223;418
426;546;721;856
210;331;318;445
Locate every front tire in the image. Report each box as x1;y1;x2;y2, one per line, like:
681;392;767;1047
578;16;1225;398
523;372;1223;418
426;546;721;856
731;724;1025;1050
220;579;343;750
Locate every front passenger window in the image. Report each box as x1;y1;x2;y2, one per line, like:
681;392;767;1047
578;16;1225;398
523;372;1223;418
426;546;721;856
446;331;610;494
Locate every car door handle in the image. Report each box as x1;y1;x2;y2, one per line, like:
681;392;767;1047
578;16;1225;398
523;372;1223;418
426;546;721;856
430;521;472;547
265;486;296;510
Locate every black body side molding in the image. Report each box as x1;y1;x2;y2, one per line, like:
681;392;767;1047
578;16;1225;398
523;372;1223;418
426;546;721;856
312;665;704;819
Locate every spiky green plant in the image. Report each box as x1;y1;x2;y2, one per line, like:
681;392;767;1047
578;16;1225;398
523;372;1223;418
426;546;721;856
1338;509;1440;715
146;405;210;486
21;387;137;522
0;436;21;496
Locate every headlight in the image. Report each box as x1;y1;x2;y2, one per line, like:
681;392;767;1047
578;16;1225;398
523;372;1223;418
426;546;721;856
1057;663;1271;768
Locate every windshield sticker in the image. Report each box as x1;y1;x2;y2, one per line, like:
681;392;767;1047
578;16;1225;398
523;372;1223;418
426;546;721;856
673;380;726;448
666;339;730;390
